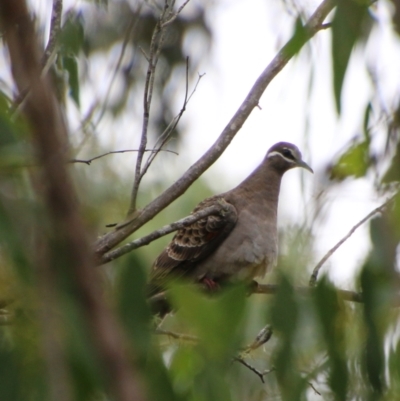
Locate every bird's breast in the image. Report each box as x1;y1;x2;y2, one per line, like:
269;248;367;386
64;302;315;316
194;208;278;281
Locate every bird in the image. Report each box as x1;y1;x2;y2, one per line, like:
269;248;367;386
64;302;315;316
148;142;313;305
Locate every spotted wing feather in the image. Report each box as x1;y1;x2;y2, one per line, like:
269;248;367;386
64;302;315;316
149;196;237;294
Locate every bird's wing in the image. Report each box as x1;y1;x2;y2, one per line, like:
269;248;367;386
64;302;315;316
149;196;237;293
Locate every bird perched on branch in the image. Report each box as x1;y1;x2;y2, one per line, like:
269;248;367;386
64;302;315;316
148;142;313;307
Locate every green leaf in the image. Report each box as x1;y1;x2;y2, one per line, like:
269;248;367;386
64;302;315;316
0;91;33;169
195;365;232;401
0;343;20;401
0;195;32;282
169;284;246;360
314;277;348;400
116;254;152;359
389;192;400;241
363;102;372;140
64;299;105;400
360;264;385;394
270;275;306;400
356;215;397;395
368;215;398;270
62;55;80;108
330;140;369;180
170;347;232;401
282;17;309;58
0;93;17;147
60;15;85;56
270;275;297;337
145;351;183;401
382;142;400;183
388;340;400;394
170;347;205;394
332;0;370;113
389;0;400;35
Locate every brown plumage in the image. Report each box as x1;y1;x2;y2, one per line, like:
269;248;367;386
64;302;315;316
148;142;313;303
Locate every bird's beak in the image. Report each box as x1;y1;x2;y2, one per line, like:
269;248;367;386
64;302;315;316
297;160;313;173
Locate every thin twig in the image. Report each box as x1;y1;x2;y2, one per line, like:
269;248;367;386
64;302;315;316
233;357;275;383
12;0;63;117
319;22;332;29
95;0;336;257
139;46;149;62
155;328;199;342
73;4;143;156
309;194;396;286
308;381;322;396
93;7;142;129
100;203;226;264
139;57;190;178
42;0;63;75
161;0;191;27
129;3;169;213
254;283;366;304
187;72;205;102
70;148;178;165
140;59;204;179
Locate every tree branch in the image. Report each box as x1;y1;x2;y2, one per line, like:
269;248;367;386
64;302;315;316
161;0;191;27
70;148;178;165
254;283;366;304
95;0;336;257
309;194;396;286
233;357;275;383
100;203;228;264
155;328;199;342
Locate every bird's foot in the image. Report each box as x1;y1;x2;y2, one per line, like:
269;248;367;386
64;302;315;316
248;280;259;295
202;277;220;291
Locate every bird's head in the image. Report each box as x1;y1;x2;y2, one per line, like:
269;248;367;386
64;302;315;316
265;142;313;174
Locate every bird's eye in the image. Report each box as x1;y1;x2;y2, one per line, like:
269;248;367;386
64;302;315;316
282;149;295;160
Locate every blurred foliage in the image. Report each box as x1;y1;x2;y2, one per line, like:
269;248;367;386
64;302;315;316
0;0;400;401
330;139;370;180
331;0;371;114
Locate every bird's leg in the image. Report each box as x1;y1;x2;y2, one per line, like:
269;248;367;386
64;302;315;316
201;277;220;291
247;280;259;295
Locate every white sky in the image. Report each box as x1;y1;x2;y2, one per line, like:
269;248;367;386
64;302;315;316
14;0;400;288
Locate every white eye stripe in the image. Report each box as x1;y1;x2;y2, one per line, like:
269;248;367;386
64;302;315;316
267;150;296;163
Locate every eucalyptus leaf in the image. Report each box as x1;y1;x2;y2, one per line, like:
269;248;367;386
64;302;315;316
382;142;400;183
282;17;309;59
62;55;80;108
332;0;370;113
169;284;246;360
314;278;348;401
330;140;369;180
